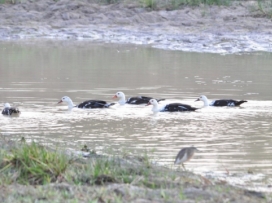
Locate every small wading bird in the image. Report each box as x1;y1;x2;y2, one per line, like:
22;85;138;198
146;99;198;114
2;103;21;116
174;147;200;170
113;91;165;105
195;95;247;107
58;96;115;109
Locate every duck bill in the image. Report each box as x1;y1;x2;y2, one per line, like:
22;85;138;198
145;102;151;106
112;95;117;99
57;100;63;104
195;98;200;102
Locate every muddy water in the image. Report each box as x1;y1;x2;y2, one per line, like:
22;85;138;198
0;40;272;190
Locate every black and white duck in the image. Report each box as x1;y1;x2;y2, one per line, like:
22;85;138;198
58;96;115;109
195;95;247;107
146;99;198;114
113;91;165;105
2;103;21;116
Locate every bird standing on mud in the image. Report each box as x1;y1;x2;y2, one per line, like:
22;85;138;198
174;147;200;170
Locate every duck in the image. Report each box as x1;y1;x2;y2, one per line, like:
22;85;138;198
58;96;115;109
2;103;21;116
113;91;165;105
146;99;198;113
195;95;247;107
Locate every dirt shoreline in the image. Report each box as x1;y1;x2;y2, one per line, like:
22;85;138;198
0;140;270;203
0;2;272;201
0;0;272;53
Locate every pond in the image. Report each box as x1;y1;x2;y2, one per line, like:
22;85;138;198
0;40;272;191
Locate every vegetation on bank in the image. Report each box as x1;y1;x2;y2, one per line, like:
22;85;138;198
0;142;69;184
0;140;270;202
0;0;272;17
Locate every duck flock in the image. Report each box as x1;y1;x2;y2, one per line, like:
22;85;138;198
1;91;247;167
55;91;247;113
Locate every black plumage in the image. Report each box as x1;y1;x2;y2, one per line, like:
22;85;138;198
2;106;21;116
58;96;115;109
196;95;248;107
126;96;165;105
162;103;198;112
114;92;165;105
212;99;247;107
77;100;115;109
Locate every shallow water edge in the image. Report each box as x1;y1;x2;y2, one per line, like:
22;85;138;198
0;140;270;203
1;26;271;54
0;0;272;54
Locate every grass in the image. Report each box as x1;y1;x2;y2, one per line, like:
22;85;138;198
257;0;272;17
138;0;232;9
0;0;272;18
0;140;155;186
0;142;69;184
0;0;21;3
68;154;154;186
0;140;269;202
0;0;250;7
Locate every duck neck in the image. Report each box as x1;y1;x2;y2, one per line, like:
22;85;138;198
66;99;76;109
152;103;160;113
118;96;126;105
202;98;210;106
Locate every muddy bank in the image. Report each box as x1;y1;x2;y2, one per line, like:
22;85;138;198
0;0;271;53
0;140;270;203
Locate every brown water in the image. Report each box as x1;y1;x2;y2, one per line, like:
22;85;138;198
1;40;272;190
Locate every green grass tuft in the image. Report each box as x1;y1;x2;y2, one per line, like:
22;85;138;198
0;0;20;4
257;0;272;17
0;142;69;184
141;0;157;9
0;139;268;202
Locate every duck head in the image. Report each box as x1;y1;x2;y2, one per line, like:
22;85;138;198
58;96;75;109
4;103;11;108
195;95;209;106
146;99;160;113
113;92;126;105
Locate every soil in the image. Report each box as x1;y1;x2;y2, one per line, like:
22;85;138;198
0;0;272;53
0;1;272;201
0;139;271;203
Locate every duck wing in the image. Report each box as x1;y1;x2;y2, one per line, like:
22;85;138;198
77;100;108;108
126;96;151;104
127;96;166;105
212;99;247;107
2;107;20;115
163;103;197;112
156;98;166;103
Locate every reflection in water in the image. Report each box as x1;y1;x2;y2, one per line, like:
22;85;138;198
0;40;272;191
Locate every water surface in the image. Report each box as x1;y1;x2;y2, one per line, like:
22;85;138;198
0;40;272;191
